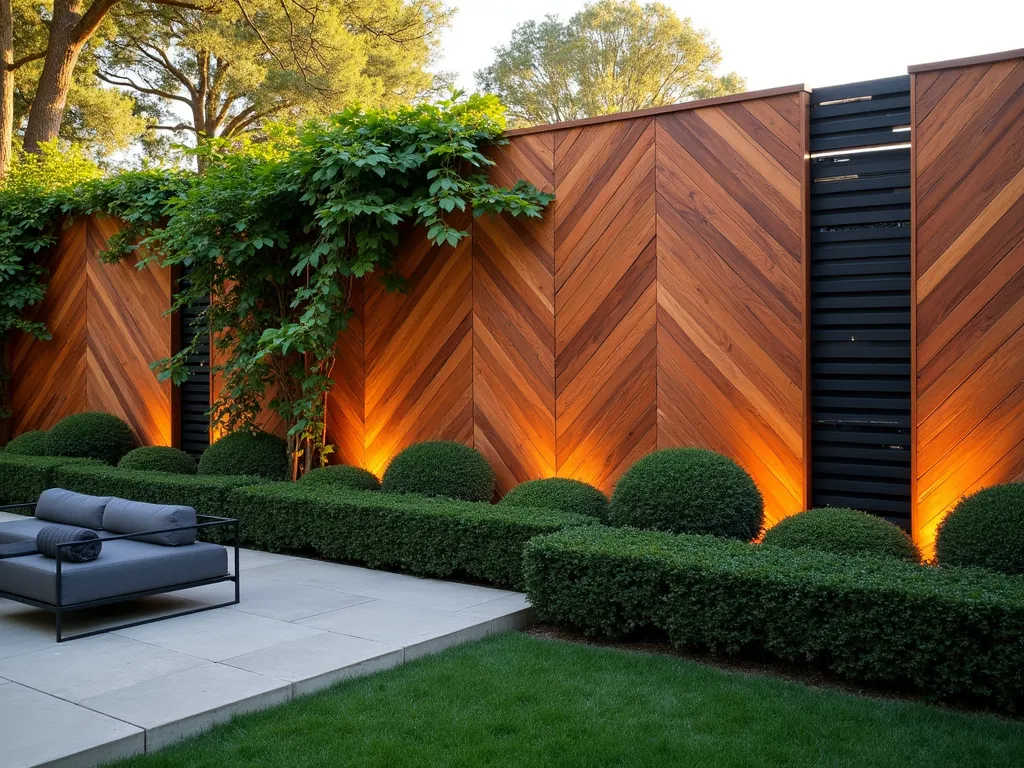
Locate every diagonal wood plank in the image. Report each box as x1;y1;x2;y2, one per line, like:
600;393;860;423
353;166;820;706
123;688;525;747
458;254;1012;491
363;214;474;479
555;118;657;495
913;54;1024;557
655;95;805;527
473;134;556;494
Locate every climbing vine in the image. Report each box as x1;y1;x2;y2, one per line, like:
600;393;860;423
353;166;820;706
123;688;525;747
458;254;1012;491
2;94;554;476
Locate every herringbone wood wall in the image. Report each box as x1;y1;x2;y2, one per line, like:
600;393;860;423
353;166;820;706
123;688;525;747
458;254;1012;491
913;54;1024;553
656;94;805;526
11;215;172;446
326;87;809;514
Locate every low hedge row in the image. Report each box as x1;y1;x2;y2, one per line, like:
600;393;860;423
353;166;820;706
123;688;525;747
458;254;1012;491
523;526;1024;711
52;464;267;521
224;483;598;589
0;455;105;505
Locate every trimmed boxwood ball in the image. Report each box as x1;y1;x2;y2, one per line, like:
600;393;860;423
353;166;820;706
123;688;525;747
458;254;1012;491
198;430;289;480
43;412;135;465
937;483;1024;575
118;446;197;475
608;448;763;540
299;465;381;491
3;430;48;456
501;478;608;520
762;507;919;562
381;441;495;502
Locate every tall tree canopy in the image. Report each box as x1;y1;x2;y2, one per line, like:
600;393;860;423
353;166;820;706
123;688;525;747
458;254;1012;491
0;0;450;177
96;0;451;154
475;0;745;128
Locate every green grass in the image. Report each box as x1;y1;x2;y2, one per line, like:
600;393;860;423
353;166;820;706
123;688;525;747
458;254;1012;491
115;633;1024;768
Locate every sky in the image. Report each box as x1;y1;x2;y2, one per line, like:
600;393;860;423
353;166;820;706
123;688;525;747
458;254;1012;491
438;0;1024;93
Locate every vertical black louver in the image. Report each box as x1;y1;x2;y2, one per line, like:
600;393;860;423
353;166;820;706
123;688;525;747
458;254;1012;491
177;266;210;457
809;76;912;528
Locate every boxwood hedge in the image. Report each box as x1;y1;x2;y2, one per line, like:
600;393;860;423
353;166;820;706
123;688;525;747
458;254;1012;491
524;526;1024;711
0;455;105;505
225;483;598;589
52;464;267;522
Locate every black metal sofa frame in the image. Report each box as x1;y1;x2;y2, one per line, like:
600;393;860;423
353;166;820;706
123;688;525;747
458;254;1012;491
0;501;240;643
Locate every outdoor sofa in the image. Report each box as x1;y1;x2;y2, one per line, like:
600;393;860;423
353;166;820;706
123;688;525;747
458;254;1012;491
0;488;239;642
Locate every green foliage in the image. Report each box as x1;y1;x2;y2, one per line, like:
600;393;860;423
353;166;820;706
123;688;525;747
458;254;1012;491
524;526;1024;712
0;454;104;505
43;411;135;465
118;446;198;475
225;483;597;588
381;441;496;501
53;463;266;521
762;507;920;563
476;0;746;127
501;478;608;520
298;464;380;491
199;430;289;480
937;484;1024;575
3;430;48;455
608;448;763;540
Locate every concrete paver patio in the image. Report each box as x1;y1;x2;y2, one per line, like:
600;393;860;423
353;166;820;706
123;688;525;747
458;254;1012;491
0;511;532;767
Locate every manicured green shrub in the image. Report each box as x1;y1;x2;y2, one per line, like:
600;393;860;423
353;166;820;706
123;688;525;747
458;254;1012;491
524;526;1024;712
198;430;289;480
762;507;920;562
118;446;198;475
501;478;608;520
54;463;266;523
608;448;763;540
225;483;597;589
43;411;135;465
3;430;48;456
936;483;1024;575
299;465;380;491
381;441;495;502
0;455;104;505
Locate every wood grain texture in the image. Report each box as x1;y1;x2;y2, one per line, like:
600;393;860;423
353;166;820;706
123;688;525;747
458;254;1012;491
655;95;805;526
473;135;556;494
325;280;365;467
914;55;1024;554
362;213;474;479
554;117;658;495
86;215;172;447
11;215;171;446
11;219;88;434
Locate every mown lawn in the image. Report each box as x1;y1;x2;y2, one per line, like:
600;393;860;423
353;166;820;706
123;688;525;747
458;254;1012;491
115;632;1024;768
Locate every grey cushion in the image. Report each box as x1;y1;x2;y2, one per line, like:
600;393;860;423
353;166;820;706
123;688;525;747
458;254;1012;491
35;489;110;530
36;524;102;562
102;499;197;546
0;539;228;605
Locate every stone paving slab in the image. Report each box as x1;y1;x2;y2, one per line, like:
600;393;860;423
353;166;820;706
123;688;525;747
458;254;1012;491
0;681;145;768
79;663;293;752
0;547;533;767
223;631;404;696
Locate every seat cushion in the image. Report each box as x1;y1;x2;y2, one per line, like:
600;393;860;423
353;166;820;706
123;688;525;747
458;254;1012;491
0;539;228;605
102;498;197;546
35;489;110;530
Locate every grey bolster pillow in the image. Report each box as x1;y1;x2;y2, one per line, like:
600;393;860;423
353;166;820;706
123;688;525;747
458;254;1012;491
36;524;102;563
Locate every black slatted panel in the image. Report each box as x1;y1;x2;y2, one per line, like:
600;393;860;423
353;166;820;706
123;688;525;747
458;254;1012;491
810;76;910;152
177;267;210;457
809;77;912;528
